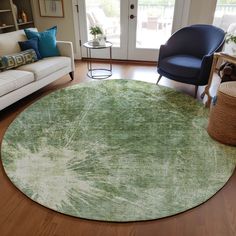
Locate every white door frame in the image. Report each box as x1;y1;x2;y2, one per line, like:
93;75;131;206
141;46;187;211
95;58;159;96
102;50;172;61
72;0;82;59
127;0;161;61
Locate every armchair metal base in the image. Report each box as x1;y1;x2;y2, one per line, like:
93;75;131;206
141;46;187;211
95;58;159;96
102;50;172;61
156;73;198;99
194;85;198;99
156;75;162;85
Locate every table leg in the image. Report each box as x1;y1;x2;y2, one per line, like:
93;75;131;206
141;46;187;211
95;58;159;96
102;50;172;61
109;46;112;72
203;55;219;108
88;48;93;77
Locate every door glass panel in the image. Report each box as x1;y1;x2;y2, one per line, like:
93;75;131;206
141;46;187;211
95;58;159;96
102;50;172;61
213;0;236;31
136;0;175;49
85;0;120;47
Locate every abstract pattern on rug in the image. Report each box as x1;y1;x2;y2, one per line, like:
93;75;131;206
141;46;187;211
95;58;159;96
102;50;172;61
1;79;236;222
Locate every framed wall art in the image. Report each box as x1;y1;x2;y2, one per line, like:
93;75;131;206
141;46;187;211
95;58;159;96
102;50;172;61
39;0;64;18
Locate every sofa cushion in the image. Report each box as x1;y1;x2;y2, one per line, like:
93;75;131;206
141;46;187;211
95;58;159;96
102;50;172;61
0;70;34;97
24;26;60;58
0;30;27;56
18;38;42;60
1;49;38;70
16;56;71;81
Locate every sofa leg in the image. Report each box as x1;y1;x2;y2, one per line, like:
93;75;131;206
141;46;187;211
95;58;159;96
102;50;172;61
194;85;198;99
69;72;74;80
156;75;162;85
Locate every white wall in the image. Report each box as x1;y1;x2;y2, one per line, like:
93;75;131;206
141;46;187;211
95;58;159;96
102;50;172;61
187;0;217;25
31;0;81;59
172;0;218;33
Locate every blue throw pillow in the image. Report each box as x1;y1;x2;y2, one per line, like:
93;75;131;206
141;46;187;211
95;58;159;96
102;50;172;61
24;26;60;58
18;38;42;60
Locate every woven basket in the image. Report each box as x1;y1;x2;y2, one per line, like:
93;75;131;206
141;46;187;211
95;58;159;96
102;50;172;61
207;81;236;146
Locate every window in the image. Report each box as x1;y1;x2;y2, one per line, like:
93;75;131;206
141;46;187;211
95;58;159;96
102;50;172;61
213;0;236;30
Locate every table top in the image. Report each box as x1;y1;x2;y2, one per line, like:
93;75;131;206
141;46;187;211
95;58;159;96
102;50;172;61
215;52;236;63
83;41;112;49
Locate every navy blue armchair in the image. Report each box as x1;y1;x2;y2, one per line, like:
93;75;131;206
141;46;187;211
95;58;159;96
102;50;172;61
157;24;225;97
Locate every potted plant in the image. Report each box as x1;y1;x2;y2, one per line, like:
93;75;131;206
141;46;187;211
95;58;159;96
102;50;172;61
89;26;103;46
225;33;236;56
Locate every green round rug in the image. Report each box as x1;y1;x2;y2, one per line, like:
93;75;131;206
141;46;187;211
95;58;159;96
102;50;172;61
1;79;236;222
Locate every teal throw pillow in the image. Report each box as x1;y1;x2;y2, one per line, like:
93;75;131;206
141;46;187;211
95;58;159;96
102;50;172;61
24;26;60;58
1;49;38;70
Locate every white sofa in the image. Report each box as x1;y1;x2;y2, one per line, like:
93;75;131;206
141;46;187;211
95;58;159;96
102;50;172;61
0;29;75;111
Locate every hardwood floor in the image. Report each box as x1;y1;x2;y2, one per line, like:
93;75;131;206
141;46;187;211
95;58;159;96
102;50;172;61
0;61;235;236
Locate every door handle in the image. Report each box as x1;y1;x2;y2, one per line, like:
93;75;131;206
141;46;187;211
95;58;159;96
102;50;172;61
130;15;136;19
75;4;79;12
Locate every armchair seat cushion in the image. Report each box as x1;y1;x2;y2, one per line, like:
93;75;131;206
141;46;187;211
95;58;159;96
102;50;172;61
159;55;202;79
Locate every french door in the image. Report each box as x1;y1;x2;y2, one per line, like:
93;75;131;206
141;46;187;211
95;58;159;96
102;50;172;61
78;0;190;61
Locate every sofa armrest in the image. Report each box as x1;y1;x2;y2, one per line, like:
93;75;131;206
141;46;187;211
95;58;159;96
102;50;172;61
57;41;75;72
